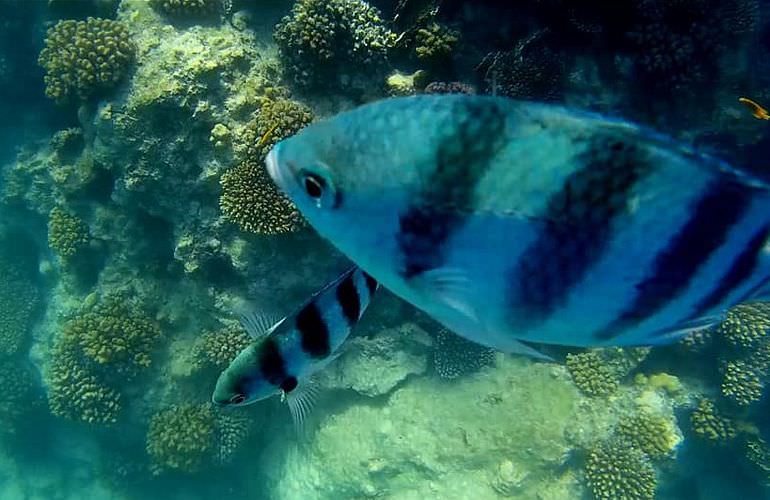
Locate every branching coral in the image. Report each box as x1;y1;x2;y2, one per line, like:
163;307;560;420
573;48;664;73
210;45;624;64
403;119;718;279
47;337;122;425
414;22;459;62
38;17;134;102
717;302;770;349
214;409;251;464
746;437;770;481
721;359;764;406
274;0;397;90
150;0;222;19
242;98;313;162
565;351;619;397
690;398;736;443
616;412;679;460
220;160;304;235
0;359;39;434
431;328;495;379
146;403;216;474
585;440;657;500
62;297;162;375
48;206;90;258
193;324;251;370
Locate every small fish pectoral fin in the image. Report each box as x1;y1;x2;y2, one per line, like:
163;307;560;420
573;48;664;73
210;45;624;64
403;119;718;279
645;315;723;345
239;310;284;341
285;380;321;438
412;267;478;323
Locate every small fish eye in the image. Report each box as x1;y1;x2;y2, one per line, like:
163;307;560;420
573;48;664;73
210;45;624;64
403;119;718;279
303;173;325;199
230;394;246;405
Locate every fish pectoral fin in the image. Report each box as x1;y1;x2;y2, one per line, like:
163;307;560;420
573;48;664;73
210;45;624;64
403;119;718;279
285;379;321;438
239;310;284;340
645;315;723;345
413;267;478;322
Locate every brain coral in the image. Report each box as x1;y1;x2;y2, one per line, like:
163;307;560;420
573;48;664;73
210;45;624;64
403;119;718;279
146;403;216;474
220;160;304;235
62;298;162;375
274;0;397;89
47;337;121;425
585;440;657;500
48;206;90;258
38;17;134;102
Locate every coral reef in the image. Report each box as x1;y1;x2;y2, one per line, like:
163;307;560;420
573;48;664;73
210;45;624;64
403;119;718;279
565;351;619;397
62;297;162;375
146;403;216;474
584;440;657;500
213;409;251;464
47;337;122;425
220;160;304;235
193;323;250;370
0;253;39;358
717;302;770;349
423;81;476;95
721;359;764;406
150;0;222;19
414;22;459;62
690;398;737;443
0;359;40;435
38;17;134;102
615;412;679;460
385;70;427;96
431;328;495;379
47;206;90;259
274;0;397;90
240;97;313;162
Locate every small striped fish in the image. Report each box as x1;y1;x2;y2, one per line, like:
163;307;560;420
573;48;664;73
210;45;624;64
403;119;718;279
266;95;770;353
212;267;378;427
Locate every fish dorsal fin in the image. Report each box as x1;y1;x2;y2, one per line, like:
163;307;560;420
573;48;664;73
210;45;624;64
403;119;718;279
239;311;284;340
413;267;478;323
283;379;320;438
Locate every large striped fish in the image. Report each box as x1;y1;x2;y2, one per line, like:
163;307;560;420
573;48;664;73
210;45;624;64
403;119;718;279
265;95;770;352
212;266;378;427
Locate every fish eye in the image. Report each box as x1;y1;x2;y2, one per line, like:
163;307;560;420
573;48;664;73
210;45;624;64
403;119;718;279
303;173;325;199
230;394;246;405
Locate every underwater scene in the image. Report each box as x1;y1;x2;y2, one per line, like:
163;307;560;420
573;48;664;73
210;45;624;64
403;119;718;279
4;0;770;499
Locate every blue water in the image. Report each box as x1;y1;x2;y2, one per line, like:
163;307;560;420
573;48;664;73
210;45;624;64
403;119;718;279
2;0;770;498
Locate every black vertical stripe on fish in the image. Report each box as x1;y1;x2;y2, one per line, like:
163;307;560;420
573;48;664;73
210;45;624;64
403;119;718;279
396;99;507;279
296;301;331;358
336;272;361;324
256;338;288;387
597;179;755;340
364;272;378;296
685;224;770;320
507;136;651;326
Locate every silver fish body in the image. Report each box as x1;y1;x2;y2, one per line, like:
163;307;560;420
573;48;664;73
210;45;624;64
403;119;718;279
266;95;770;349
212;266;378;408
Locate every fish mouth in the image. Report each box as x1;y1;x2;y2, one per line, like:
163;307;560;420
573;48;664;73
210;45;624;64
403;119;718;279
265;145;285;189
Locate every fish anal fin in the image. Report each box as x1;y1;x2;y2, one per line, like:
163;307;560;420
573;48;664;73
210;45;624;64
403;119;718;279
284;379;321;438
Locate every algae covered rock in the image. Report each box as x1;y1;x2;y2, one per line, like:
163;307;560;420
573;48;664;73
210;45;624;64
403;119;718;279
266;357;579;498
146;403;216;474
38;17;134;102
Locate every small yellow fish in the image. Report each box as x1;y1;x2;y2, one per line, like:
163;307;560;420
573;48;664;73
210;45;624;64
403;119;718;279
258;124;279;147
738;97;770;120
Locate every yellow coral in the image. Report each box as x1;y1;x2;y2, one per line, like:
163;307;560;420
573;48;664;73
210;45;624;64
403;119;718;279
194;324;251;370
242;98;313;162
48;206;90;258
38;18;134;102
146;403;216;474
220;160;304;235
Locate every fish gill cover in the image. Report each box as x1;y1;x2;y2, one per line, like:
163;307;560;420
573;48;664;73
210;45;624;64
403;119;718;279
0;0;768;499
